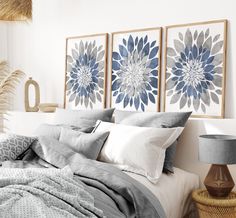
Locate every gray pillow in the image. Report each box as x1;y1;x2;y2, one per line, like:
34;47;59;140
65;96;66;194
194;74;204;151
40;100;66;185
54;108;115;128
59;128;109;160
31;136;73;168
0;134;36;163
114;110;192;173
34;124;94;140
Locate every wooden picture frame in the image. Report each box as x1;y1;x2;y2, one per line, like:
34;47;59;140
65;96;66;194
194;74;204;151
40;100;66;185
163;20;227;118
110;27;162;112
64;33;108;110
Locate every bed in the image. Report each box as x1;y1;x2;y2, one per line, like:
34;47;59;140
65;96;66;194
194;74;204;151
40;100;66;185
0;108;199;218
125;168;199;218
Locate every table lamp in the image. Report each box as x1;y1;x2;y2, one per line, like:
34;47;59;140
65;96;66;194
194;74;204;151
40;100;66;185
199;135;236;198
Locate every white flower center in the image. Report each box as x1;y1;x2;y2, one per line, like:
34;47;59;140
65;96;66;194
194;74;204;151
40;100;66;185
182;59;205;88
121;59;150;97
77;66;92;88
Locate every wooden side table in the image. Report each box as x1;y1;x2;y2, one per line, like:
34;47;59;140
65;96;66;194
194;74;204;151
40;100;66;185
192;189;236;218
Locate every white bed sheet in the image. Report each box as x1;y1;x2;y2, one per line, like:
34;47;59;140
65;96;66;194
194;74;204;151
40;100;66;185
125;168;199;218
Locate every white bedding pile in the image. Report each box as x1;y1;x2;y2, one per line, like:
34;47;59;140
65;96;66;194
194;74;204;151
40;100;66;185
125;167;199;218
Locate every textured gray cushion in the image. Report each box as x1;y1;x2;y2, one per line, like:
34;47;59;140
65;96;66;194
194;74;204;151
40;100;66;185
0;134;36;163
54;108;115;128
34;124;94;140
115;110;191;173
59;128;109;160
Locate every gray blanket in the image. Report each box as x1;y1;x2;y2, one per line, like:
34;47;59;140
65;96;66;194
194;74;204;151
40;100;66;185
0;166;103;218
0;137;166;218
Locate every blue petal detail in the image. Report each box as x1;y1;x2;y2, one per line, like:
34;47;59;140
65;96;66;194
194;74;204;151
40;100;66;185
149;58;158;69
187;86;193;97
130;97;133;106
151;41;156;47
201;50;210;61
196;84;202;93
149;46;159;59
141;103;145;112
134;96;140;110
193;88;197;99
150;77;158;88
204;73;214;81
112;74;117;81
144;35;148;44
142;43;150;56
128;35;134;53
175;62;183;69
112;61;121;71
112;52;121;60
204;65;214;72
185;47;189;56
201;81;208;89
180;52;186;62
176;81;185;90
206;56;214;64
113;91;118;96
123;95;130;108
148;93;156;104
152;90;158;95
119;45;128;57
92;77;98;83
192;45;198;59
137;38;143;53
116;93;125;103
123;39;126;46
145;83;152;91
172;77;179;81
173;70;182;76
150;70;158;76
112;80;121;91
140;92;148;105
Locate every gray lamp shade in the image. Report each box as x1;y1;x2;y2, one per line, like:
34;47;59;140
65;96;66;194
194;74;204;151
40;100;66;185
199;135;236;164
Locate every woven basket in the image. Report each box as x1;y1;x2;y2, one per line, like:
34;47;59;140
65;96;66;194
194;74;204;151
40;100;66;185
192;189;236;218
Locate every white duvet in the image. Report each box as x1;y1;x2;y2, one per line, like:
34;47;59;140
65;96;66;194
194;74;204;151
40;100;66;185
125;167;199;218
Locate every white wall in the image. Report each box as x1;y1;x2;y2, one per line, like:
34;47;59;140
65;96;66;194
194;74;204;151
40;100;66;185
4;0;236;117
3;0;236;185
0;23;8;60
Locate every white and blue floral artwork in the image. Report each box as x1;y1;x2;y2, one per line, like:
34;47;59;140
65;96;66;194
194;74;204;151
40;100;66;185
164;20;227;118
111;28;162;112
65;34;107;109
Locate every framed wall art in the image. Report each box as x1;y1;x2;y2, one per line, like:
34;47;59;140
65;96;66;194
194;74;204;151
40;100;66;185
64;33;108;109
110;27;162;112
164;20;227;118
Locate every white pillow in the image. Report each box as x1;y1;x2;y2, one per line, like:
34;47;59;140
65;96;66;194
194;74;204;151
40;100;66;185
94;121;184;183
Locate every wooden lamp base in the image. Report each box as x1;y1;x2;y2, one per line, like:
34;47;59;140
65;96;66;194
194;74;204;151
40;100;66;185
204;164;235;198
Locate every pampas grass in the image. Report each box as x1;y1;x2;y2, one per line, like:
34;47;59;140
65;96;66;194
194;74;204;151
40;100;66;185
0;0;32;21
0;61;25;132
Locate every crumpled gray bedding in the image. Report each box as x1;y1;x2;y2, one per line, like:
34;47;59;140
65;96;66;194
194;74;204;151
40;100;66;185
0;137;166;218
0;166;103;218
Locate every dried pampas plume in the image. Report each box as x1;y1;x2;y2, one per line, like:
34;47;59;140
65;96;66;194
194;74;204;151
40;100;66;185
0;0;32;21
0;61;25;132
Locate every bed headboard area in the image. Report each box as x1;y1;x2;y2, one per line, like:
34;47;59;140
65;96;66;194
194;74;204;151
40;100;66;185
4;111;236;189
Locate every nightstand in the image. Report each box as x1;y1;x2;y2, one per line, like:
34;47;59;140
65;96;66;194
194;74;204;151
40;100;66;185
192;189;236;218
